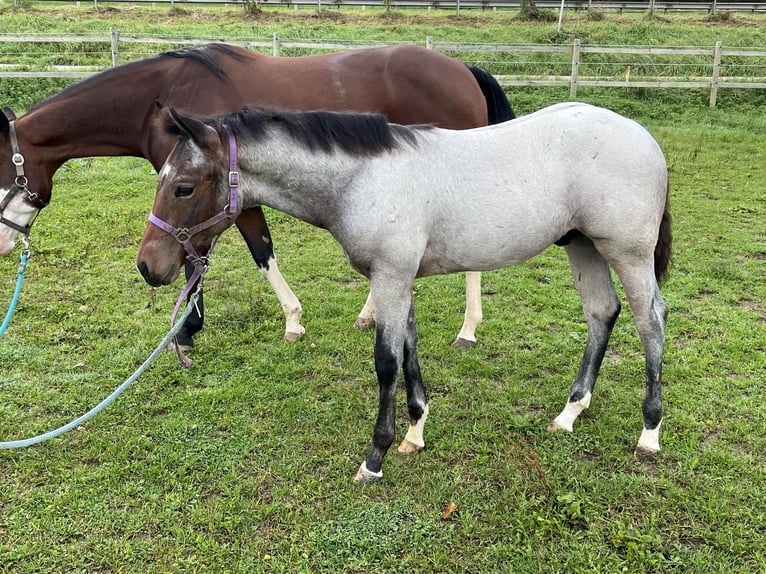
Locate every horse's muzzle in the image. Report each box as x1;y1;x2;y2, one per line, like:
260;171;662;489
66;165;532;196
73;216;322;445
137;260;179;287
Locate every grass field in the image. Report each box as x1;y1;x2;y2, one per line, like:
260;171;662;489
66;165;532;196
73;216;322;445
1;5;766;573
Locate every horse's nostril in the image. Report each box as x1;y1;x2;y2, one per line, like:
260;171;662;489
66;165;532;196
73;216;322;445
137;261;150;281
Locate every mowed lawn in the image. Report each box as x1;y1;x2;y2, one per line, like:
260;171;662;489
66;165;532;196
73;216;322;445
1;7;766;573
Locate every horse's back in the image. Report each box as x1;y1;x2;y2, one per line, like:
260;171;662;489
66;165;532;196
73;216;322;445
217;45;488;129
366;103;668;275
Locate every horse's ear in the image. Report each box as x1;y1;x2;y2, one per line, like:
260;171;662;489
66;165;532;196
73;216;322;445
0;107;14;134
165;107;217;150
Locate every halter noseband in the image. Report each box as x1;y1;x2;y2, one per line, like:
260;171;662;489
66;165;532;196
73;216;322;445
1;110;48;236
148;124;241;268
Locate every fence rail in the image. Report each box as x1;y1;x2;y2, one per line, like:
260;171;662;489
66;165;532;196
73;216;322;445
17;0;766;11
1;31;765;107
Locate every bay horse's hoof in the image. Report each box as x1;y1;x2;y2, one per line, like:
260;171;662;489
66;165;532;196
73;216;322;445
354;316;375;330
283;327;305;342
397;438;424;454
547;421;573;433
167;342;193;366
167;342;192;354
451;337;476;349
354;462;383;484
634;445;660;460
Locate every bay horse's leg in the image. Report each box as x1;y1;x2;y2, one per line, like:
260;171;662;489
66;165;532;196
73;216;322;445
174;261;204;350
234;207;305;341
354;291;375;330
549;235;621;434
355;275;415;484
611;260;667;458
451;271;483;348
355;273;482;349
398;301;429;454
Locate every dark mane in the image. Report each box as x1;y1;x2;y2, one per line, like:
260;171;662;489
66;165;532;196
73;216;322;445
27;44;244;114
211;107;427;156
159;43;246;81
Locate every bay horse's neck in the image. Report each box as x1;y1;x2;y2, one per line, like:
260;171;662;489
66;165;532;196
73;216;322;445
17;59;181;178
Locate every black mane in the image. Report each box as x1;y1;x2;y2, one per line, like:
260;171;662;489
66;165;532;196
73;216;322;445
207;107;427;156
27;44;243;114
160;43;246;81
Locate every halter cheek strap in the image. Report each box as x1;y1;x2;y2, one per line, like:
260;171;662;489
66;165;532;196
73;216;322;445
0;113;48;236
148;125;241;367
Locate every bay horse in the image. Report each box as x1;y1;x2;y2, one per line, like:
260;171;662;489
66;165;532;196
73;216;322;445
136;103;672;482
0;43;514;353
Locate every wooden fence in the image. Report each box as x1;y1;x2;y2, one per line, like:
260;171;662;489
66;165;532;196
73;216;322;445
0;31;765;107
9;0;766;12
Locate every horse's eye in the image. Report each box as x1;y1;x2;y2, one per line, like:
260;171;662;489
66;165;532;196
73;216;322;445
175;185;194;198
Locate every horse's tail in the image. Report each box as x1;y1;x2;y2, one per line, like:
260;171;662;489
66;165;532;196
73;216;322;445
655;181;672;285
466;65;515;124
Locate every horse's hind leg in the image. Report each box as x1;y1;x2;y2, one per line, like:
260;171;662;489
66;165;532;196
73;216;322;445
356;271;483;351
235;207;305;342
398;301;429;454
611;260;667;458
354;291;375;330
452;271;483;348
549;236;621;433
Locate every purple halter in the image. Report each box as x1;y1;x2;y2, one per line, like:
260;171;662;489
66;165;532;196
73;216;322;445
148;124;241;366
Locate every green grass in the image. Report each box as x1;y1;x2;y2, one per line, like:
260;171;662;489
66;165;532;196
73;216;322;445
2;6;766;573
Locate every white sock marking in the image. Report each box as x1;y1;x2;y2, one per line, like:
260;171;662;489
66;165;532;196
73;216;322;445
551;391;592;432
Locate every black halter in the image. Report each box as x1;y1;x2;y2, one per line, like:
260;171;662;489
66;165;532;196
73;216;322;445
1;109;48;236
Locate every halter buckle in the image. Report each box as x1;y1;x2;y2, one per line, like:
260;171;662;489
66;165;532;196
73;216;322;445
11;152;24;167
228;171;239;187
174;228;191;243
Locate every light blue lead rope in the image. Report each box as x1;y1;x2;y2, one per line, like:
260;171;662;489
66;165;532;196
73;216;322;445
0;245;30;337
0;291;199;449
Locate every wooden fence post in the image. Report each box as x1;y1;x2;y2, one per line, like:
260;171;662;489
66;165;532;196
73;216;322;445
570;38;580;99
110;27;119;67
710;40;722;108
273;32;281;57
426;36;433;50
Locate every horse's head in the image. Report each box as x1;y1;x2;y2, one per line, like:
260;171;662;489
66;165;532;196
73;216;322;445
0;108;50;255
136;107;237;287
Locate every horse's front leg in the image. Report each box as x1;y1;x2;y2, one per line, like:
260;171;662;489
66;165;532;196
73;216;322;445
398;301;429;454
234;207;305;341
355;277;415;484
175;261;204;350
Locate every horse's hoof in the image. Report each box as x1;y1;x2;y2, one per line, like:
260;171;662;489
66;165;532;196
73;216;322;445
547;421;573;433
635;424;662;458
634;445;660;460
451;337;476;349
283;328;305;342
354;316;375;330
166;342;193;367
167;342;192;354
354;462;383;484
397;438;424;454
